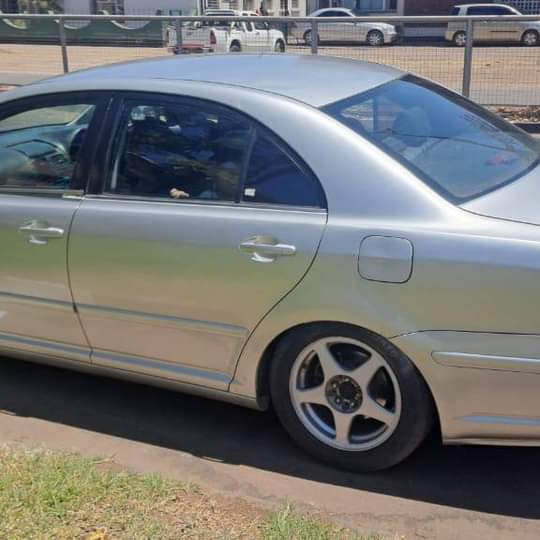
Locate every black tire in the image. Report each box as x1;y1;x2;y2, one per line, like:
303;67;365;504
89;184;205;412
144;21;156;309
366;29;384;47
229;42;241;53
522;29;539;47
274;39;286;52
270;323;434;472
453;31;466;47
303;29;318;46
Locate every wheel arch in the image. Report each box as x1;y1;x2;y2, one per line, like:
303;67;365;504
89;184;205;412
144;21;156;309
251;320;440;437
522;28;539;43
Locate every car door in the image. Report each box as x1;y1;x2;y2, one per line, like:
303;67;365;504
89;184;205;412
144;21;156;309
488;6;521;42
0;92;107;360
467;6;491;41
251;17;271;50
68;93;327;390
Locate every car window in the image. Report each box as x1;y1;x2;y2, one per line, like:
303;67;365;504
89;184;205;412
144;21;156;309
450;7;460;15
468;6;499;15
245;21;254;31
107;100;251;202
0;102;96;191
254;20;269;30
243;133;323;207
493;6;515;14
323;75;540;203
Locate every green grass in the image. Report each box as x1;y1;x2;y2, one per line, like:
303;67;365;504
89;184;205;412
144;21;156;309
0;447;177;539
0;446;382;540
263;504;384;540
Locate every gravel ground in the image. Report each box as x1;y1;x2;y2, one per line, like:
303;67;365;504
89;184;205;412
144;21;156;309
1;42;540;106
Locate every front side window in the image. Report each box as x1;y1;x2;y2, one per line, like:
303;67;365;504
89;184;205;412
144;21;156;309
323;75;540;202
0;101;96;190
107;100;251;202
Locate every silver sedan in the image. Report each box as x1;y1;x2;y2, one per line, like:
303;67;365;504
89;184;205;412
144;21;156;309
292;8;398;46
1;54;539;471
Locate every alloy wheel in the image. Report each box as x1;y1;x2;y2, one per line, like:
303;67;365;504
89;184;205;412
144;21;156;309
289;336;401;451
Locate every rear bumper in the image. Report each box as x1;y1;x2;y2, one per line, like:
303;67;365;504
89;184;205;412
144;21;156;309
392;331;540;446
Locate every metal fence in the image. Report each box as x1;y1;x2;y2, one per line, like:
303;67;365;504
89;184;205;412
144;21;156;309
1;13;539;107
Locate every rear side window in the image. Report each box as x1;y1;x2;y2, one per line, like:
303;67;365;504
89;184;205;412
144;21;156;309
243;134;323;207
107;100;251;202
450;7;459;15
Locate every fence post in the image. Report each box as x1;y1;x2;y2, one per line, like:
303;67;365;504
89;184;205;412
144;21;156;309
58;19;69;73
174;17;183;52
462;19;474;98
310;20;318;54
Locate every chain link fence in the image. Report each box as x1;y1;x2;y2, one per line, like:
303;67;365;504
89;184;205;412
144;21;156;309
0;13;539;106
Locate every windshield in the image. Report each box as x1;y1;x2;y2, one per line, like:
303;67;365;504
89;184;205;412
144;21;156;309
322;75;540;203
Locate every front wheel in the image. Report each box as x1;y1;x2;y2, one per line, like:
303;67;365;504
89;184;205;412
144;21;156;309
303;29;318;46
274;39;286;52
453;31;467;47
366;30;384;47
270;323;434;471
522;30;539;47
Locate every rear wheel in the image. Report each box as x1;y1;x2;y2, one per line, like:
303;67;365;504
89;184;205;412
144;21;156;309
229;42;241;52
270;323;434;471
303;29;319;46
366;30;384;46
522;30;539;46
453;31;466;47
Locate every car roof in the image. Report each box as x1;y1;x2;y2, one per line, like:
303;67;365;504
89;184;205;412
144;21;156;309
313;7;353;11
34;54;403;108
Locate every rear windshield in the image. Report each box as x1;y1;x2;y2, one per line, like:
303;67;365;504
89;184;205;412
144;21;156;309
322;75;540;203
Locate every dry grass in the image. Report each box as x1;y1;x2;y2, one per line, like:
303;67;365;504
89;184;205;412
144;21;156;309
0;446;378;540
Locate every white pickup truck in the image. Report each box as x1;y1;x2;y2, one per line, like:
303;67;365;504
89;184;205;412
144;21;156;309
170;10;287;54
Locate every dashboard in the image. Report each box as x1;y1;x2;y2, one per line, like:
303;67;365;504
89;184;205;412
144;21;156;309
0;123;88;190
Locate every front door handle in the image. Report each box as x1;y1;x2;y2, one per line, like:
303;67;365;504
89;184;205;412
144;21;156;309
19;221;65;245
240;236;296;263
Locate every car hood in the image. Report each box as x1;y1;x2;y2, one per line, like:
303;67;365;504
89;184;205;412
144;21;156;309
462;162;540;226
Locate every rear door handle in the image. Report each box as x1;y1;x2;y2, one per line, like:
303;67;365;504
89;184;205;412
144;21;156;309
240;236;296;263
19;221;65;245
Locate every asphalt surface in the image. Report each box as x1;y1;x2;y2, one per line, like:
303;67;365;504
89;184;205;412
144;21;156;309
1;356;540;539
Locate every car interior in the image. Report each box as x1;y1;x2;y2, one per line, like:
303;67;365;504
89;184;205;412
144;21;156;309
0;104;95;189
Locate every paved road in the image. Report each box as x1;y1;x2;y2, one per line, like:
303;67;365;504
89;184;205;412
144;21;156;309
1;357;539;539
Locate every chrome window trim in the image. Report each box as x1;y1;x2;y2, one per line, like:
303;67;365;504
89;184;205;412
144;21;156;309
0;187;84;198
84;193;328;214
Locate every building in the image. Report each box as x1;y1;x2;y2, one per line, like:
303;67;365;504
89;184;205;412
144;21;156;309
1;0;538;16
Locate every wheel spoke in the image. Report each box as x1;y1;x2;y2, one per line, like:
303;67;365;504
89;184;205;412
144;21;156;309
350;351;384;390
359;395;396;426
295;384;327;406
332;410;355;444
313;342;342;381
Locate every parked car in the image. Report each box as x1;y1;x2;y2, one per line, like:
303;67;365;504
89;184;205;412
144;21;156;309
2;54;540;471
292;8;398;46
446;3;540;46
171;10;286;53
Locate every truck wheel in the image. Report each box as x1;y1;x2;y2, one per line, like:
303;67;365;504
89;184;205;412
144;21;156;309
274;39;286;52
453;31;467;47
229;42;241;53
